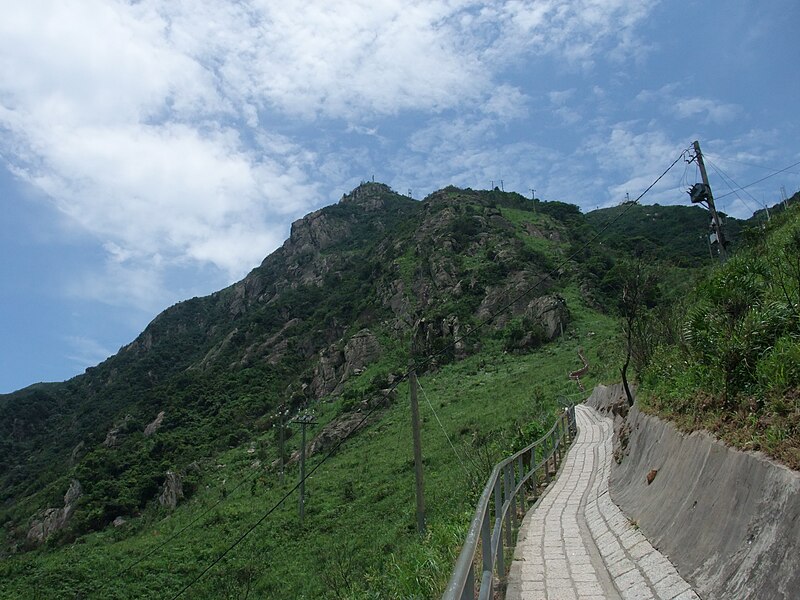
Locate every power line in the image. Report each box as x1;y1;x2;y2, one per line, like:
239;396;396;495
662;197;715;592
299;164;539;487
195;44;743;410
706;159;759;215
715;159;800;200
114;403;297;579
705;153;800;176
417;378;472;479
164;146;691;598
115;475;251;577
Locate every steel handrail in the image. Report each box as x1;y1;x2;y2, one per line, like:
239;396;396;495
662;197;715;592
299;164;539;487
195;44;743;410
442;405;577;600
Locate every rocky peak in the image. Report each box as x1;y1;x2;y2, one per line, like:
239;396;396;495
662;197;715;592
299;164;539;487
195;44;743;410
339;182;396;211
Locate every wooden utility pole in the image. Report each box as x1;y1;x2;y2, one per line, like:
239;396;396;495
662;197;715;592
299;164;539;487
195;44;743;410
278;405;286;485
409;364;426;536
293;414;317;527
692;140;727;261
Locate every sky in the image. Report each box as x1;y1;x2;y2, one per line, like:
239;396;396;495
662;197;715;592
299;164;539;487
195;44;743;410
1;0;799;394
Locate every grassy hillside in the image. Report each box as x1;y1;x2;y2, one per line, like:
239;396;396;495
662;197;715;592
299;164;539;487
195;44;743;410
639;203;800;469
0;304;621;599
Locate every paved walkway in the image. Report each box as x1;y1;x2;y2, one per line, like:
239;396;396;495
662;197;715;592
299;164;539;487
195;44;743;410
506;405;700;600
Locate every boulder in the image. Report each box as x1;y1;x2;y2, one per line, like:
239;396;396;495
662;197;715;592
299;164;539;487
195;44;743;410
524;294;569;340
69;441;86;467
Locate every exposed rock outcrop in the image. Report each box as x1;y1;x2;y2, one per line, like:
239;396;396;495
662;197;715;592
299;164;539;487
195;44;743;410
525;294;569;341
26;479;82;544
158;470;184;510
413;316;474;363
69;441;86;467
309;329;382;399
144;411;165;437
103;415;133;448
342;329;382;377
476;276;555;329
286;389;396;465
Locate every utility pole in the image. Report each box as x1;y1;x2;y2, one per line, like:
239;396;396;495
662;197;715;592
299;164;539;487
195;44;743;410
409;362;426;536
278;405;286;485
691;140;727;261
530;188;536;213
293;413;317;527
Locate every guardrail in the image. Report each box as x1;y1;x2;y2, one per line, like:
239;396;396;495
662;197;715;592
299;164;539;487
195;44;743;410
442;406;577;600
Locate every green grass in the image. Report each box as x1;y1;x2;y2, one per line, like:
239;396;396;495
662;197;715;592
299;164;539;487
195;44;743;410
0;292;619;599
637;205;800;469
498;207;566;259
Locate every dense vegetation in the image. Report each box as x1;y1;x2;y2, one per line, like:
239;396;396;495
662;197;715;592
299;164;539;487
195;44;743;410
638;202;800;468
585;202;746;267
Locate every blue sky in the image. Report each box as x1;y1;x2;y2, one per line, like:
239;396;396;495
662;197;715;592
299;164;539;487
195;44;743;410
1;0;799;393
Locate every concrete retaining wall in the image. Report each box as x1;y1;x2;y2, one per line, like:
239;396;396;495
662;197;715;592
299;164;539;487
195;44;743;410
599;390;800;600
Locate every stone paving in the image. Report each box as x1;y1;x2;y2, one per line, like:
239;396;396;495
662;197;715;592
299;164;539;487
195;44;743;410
506;405;700;600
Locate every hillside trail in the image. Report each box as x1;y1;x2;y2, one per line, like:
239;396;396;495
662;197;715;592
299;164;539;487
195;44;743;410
506;405;700;600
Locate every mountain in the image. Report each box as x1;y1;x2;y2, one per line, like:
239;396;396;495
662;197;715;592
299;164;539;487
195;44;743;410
1;183;746;597
0;184;585;546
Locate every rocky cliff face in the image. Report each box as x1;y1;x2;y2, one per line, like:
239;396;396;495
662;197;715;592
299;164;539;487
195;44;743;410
2;182;583;546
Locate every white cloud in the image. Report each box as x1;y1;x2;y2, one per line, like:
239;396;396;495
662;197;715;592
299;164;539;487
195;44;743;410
65;335;114;369
636;84;742;124
484;85;529;120
674;97;741;124
483;0;655;68
0;0;660;311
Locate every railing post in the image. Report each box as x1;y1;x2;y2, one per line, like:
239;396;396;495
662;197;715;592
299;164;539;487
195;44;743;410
481;505;493;597
494;476;505;576
464;563;475;600
517;455;525;511
543;436;551;484
503;465;513;546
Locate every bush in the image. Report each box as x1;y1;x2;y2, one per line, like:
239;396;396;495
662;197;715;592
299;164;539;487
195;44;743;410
757;334;800;393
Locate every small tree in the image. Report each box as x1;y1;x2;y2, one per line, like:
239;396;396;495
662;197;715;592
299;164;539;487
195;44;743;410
616;259;660;406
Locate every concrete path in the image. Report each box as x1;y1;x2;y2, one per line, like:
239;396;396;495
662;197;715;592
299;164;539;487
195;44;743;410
506;405;700;600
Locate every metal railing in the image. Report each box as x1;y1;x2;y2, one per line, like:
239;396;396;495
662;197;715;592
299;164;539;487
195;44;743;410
442;406;577;600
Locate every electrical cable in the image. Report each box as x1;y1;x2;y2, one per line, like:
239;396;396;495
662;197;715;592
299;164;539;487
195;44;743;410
416;378;472;479
715;159;800;200
113;404;295;578
705;153;800;176
706;160;758;215
164;145;691;599
115;476;251;577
